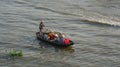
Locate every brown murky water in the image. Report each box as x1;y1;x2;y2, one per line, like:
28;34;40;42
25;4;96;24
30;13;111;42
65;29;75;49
0;0;120;67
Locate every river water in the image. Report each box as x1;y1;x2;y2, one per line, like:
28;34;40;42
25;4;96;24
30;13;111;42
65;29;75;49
0;0;120;67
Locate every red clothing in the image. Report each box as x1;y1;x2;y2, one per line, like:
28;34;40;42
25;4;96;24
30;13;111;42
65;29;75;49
49;33;54;40
64;38;70;45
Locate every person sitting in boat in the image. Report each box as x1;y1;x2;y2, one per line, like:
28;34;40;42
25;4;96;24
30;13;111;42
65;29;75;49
52;34;59;42
63;38;70;45
48;30;55;41
43;33;49;40
39;20;45;37
58;33;65;44
58;33;70;45
61;33;70;45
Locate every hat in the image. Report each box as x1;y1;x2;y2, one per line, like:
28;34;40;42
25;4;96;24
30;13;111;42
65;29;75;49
61;34;65;38
54;34;58;37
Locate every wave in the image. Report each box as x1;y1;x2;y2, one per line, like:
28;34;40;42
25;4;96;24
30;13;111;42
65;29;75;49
34;6;120;26
80;17;120;26
5;0;120;26
71;8;120;26
34;6;78;16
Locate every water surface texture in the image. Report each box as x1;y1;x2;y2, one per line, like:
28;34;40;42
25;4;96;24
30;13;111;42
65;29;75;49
0;0;120;67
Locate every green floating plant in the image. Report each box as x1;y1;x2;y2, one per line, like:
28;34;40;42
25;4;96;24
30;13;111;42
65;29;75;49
8;49;23;57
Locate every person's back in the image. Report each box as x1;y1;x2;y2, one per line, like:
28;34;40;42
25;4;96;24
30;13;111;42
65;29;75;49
58;37;64;44
48;32;54;40
43;33;48;40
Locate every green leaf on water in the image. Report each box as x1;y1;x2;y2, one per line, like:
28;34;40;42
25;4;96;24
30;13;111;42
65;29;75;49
8;49;23;57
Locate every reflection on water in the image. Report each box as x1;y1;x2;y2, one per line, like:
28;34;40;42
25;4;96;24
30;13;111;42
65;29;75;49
58;46;75;53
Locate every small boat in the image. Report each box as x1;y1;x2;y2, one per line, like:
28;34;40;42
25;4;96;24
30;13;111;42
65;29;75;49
36;32;74;47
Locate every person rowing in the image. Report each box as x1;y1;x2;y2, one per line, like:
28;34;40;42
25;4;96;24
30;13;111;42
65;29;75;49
39;20;45;37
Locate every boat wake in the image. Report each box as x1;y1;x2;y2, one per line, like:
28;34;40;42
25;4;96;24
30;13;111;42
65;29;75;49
72;9;120;26
80;15;120;26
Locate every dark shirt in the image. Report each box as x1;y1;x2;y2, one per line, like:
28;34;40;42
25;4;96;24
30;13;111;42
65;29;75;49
39;22;45;30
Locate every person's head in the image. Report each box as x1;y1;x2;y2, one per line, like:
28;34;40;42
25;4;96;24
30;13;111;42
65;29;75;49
59;33;65;37
40;20;44;24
